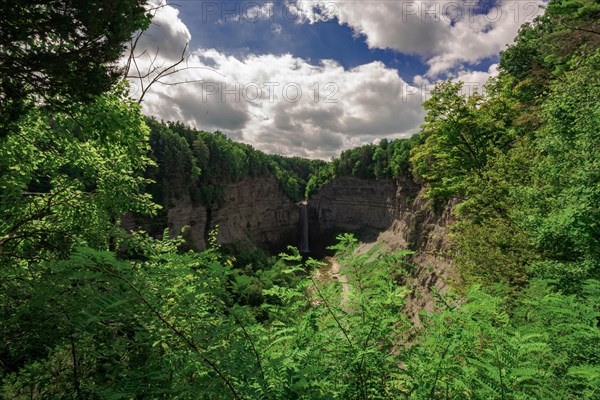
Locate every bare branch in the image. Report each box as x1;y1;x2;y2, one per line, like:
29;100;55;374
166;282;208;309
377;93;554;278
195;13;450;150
136;42;189;103
122;1;230;103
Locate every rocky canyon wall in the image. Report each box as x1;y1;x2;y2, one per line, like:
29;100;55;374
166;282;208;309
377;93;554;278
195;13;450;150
308;175;457;324
124;175;300;253
307;174;451;256
125;173;455;272
124;173;457;323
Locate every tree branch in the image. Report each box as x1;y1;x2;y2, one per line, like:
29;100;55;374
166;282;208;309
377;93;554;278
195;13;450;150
101;268;245;400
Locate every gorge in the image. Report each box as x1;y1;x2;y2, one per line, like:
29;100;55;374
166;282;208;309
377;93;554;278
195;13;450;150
3;1;599;397
126;174;452;261
124;172;457;322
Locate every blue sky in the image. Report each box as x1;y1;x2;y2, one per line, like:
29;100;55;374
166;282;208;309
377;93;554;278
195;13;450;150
131;0;545;158
175;0;430;81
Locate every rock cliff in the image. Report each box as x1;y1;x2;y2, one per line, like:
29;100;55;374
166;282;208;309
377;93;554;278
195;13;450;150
124;173;456;323
124;175;300;253
208;177;299;252
308;175;457;324
309;176;398;231
307;175;448;255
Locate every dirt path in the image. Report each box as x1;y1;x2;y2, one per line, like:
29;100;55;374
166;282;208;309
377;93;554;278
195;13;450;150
311;256;351;310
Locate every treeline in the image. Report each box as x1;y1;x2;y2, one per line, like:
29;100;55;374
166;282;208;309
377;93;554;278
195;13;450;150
148;117;420;203
145;119;325;206
306;135;421;197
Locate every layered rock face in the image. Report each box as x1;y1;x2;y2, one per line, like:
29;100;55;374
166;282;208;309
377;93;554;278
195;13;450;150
308;175;454;268
307;175;431;251
126;176;300;253
125;173;455;323
309;176;398;232
307;175;457;324
306;177;398;254
208;177;299;252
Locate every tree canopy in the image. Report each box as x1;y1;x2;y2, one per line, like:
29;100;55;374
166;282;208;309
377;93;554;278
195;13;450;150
0;0;151;136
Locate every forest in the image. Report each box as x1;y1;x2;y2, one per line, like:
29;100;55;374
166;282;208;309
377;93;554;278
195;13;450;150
1;0;599;398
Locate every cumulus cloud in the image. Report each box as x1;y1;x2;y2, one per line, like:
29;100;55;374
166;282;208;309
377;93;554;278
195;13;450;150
127;3;428;159
126;1;531;159
453;63;500;94
292;0;545;77
414;63;500;98
134;2;191;61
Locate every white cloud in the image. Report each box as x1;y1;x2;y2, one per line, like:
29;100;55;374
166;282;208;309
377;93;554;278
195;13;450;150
414;63;500;98
453;63;500;94
127;3;428;159
134;2;191;61
293;0;545;77
126;1;533;159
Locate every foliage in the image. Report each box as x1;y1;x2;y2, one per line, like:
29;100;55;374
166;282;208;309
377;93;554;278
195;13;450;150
1;233;418;399
452;217;538;286
2;0;600;398
305;136;421;198
251;238;414;399
1;237;251;399
305;163;336;198
0;83;157;262
3;231;598;399
409;1;600;288
512;49;600;288
0;0;151;136
144;120;325;205
405;279;600;399
410;80;516;201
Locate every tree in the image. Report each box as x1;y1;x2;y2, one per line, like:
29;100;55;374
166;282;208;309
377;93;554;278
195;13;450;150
192;135;210;172
146;119;196;204
546;0;600;36
410;81;512;200
0;83;156;262
512;49;600;288
0;0;151;135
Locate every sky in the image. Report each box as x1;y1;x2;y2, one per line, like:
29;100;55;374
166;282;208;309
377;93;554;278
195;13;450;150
127;0;545;159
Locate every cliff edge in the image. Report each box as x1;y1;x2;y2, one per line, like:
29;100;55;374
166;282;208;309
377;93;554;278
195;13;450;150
308;175;458;324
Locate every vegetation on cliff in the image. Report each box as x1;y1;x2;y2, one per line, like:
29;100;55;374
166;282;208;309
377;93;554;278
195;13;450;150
145;118;326;207
411;1;600;289
305;135;421;198
1;0;599;398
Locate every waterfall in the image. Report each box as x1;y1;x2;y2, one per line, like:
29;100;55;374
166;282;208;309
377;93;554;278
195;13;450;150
300;202;309;253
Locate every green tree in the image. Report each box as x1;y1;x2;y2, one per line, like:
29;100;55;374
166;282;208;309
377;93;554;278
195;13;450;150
192;135;210;172
0;0;151;135
146;118;196;204
0;83;156;262
410;81;512;200
512;49;600;288
448;0;600;288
